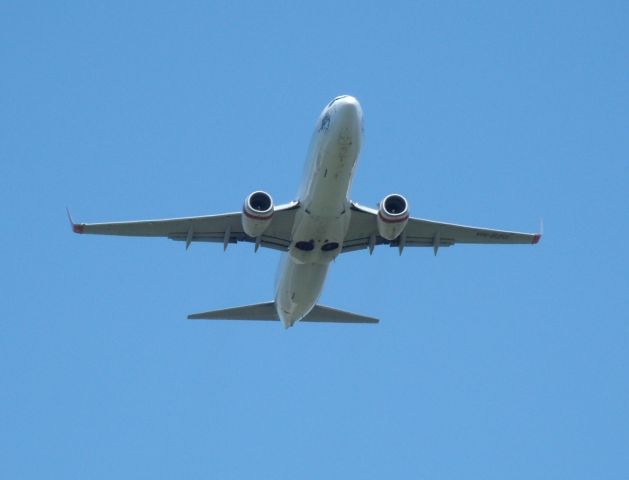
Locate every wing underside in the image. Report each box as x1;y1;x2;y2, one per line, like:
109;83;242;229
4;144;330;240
343;202;541;253
70;202;299;252
70;199;539;255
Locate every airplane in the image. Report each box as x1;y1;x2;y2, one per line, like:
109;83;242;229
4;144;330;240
69;95;541;328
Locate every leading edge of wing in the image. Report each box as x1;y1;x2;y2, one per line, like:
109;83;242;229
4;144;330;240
67;201;300;251
406;216;542;245
70;211;241;236
345;201;541;250
68;201;299;235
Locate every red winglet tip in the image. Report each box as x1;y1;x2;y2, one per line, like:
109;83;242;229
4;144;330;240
66;208;84;234
532;234;541;245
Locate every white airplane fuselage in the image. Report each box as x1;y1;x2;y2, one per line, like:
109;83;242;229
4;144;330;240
275;96;363;327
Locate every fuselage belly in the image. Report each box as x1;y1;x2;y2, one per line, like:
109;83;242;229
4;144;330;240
275;96;363;327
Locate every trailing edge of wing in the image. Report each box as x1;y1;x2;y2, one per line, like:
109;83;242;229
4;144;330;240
68;202;299;252
187;302;378;324
343;202;541;253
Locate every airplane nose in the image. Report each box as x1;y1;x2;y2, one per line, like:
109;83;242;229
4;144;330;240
335;96;362;121
337;95;360;109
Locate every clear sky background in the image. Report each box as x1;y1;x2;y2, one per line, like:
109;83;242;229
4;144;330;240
1;1;627;478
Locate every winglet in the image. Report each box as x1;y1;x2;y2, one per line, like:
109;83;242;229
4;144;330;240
531;219;543;244
66;207;84;234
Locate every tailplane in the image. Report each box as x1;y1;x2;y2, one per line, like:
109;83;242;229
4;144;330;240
187;302;378;324
188;302;277;321
302;304;378;323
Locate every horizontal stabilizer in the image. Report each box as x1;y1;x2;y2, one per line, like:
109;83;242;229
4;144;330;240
303;305;378;323
187;302;378;324
188;302;278;320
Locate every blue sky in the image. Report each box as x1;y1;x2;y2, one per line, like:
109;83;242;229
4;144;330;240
1;1;627;478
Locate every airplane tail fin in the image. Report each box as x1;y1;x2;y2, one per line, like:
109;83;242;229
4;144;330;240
187;302;378;324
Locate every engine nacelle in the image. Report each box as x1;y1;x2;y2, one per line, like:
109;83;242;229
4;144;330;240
242;191;274;238
377;194;409;241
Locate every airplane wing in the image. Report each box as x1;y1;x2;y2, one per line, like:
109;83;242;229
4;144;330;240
68;202;300;252
342;202;541;254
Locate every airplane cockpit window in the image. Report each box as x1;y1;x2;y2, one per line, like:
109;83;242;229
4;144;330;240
319;112;331;132
327;95;348;108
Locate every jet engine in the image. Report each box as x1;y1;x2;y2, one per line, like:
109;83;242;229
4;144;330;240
242;191;274;238
377;194;409;241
